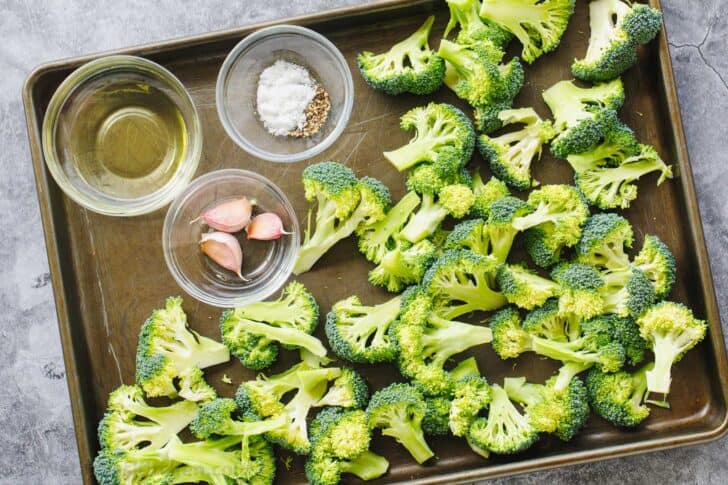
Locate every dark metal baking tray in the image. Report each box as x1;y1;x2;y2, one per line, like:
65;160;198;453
22;0;728;483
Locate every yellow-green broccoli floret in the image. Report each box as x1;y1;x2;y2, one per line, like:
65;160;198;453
586;363;653;427
634;234;677;300
576;212;634;270
470;172;510;218
444;0;513;49
497;263;559;310
551;262;606;319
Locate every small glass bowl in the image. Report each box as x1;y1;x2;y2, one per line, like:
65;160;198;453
216;25;354;163
42;55;202;216
163;169;299;308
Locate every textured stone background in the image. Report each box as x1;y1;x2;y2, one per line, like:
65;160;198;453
1;0;726;483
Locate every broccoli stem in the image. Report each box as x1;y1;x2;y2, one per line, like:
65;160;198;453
503;377;541;408
423;317;493;366
168;435;243;471
339;450;390;480
381;418;434;464
364;192;421;251
124;399;198;432
171;330;231;370
384;141;439;171
227;413;287;437
401;193;449;243
511;205;560;232
531;336;597;366
233;303;296;327
645;335;682;400
553;361;593;391
451;356;480;381
488;225;518;262
238;319;327;357
434;282;507;318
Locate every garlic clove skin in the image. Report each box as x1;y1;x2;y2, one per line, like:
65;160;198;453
195;198;254;233
200;231;246;280
245;212;293;240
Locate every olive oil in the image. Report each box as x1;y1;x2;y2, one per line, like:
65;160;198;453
58;76;187;199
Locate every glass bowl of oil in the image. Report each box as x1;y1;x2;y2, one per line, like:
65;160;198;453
42;55;202;216
163;169;300;308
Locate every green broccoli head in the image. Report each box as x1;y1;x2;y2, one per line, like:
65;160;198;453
470;172;511;219
634;234;677;300
366;383;434;464
599;265;656;318
449;375;492;437
566;119;641;172
422;396;453;436
497;264;560;310
480;0;576;63
587;313;649;366
405;148;464;195
523;298;578;342
445;218;490;256
445;0;513;49
490;306;531;359
135;297;230;399
478;108;556;190
368;238;438;293
316;367;370;409
358;16;445;96
637;302;707;406
576;212;634;270
487;195;533;262
93;446;176;485
551;262;606;319
383;102;475;172
467;384;538;455
572;0;663;82
325;294;401;364
586;363;652;427
574;144;673;210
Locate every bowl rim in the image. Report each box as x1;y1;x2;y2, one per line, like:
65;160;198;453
41;54;203;217
215;24;354;163
162;168;301;308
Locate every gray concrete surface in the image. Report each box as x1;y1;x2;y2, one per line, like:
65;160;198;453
1;0;726;483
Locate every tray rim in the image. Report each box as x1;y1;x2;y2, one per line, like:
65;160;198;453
21;0;728;483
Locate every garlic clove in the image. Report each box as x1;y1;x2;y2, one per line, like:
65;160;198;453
193;198;254;233
200;231;246;280
245;212;293;240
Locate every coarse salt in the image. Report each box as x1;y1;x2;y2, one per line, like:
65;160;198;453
256;60;317;136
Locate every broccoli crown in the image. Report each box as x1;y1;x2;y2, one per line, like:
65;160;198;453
599;265;656;318
572;0;663;82
523;224;562;267
309;407;371;459
449;375;492;437
441;184;478;219
383;102;475;172
470;172;511;219
497;264;559;310
504;375;589;441
303;161;360;218
357;191;420;264
587;313;649;366
368;239;437;293
637;302;707;401
474;101;512;134
316;367;370;409
467;384;538;455
406;149;462;196
393;290;493;396
478;108;557;190
220;282;326;370
634;234;677;300
480;0;576;63
486;195;533;262
551;262;606;319
576;212;634;270
575;144;673;210
438;39;524;109
422;396;453;436
189;398;286;440
586;363;652;427
490;306;531;359
325;294;401;364
135;297;230;399
566;118;640;172
445;0;513;48
445;218;490;256
358;16;445;96
523;298;578;342
176;367;218;403
366;383;434;464
93;446;176;485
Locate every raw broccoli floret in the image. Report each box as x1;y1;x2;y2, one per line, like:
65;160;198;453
357;191;420;264
636;302;707;406
504;374;589;441
383;103;475;172
585;363;653;427
325;294;401;364
358;16;445;96
523;298;580;342
467;384;538;456
572;0;663;82
511;185;590;267
543;79;625;158
497;264;559;310
551;262;606;319
294;163;391;274
235;363;343;454
590;313;649;366
444;0;513;49
422;249;506;318
135;297;230;399
470;172;510;218
486;195;533;262
176;367;218;403
94;444;176;485
305;408;389;485
599;264;656;317
400;184;476;244
366;383;434;464
220;281;324;370
449;375;492;437
316;367;369;409
480;0;575;63
478;108;556;190
574;144;673;209
565;118;640;171
422;396;453;436
634;234;677;300
189;398;286;440
394;287;493;396
369;238;438;292
445;218;490;256
97;385;198;452
576;212;634;270
490;306;531;360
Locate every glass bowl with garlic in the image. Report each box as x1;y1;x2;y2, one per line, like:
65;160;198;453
163;169;299;307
